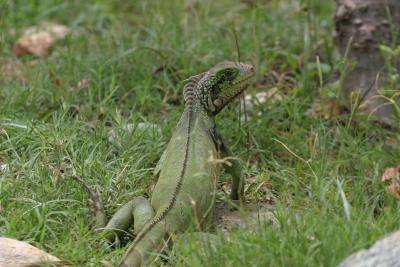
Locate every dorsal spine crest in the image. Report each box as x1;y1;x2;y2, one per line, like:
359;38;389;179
120;72;204;266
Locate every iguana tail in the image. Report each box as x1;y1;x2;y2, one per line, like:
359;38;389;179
118;219;167;267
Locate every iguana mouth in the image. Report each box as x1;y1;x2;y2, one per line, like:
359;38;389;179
213;74;254;115
231;74;254;92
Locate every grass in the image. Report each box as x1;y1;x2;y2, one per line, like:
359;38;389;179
0;0;399;266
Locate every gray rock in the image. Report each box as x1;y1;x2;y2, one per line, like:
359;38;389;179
339;231;400;267
0;237;62;267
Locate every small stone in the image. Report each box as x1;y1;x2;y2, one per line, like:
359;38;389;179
0;237;63;267
14;31;55;57
14;23;69;57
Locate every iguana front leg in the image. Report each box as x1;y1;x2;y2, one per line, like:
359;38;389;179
72;176;155;243
212;130;245;202
103;197;155;242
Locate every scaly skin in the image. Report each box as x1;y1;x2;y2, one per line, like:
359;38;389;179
76;61;254;267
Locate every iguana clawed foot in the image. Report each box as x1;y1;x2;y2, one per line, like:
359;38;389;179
72;175;107;230
72;176;155;244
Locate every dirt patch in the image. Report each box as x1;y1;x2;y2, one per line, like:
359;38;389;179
214;201;276;235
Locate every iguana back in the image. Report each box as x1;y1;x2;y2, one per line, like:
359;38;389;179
151;107;219;232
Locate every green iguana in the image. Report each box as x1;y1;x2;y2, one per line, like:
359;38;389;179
74;61;255;267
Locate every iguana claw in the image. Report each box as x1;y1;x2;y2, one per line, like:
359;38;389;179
71;175;107;229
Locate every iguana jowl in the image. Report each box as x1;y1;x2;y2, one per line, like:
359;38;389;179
77;61;254;267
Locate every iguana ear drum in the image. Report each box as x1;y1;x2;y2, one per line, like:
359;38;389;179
213;99;222;108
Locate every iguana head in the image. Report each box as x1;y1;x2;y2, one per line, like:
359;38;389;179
196;61;255;115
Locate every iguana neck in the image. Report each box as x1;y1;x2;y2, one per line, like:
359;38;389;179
183;101;212;118
182;72;214;122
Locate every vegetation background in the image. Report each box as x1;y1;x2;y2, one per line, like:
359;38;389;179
0;0;399;266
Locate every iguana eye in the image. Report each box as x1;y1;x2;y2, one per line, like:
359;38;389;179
216;68;239;81
223;69;238;80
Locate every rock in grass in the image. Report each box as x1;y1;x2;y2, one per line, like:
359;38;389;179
338;231;400;267
0;237;62;267
14;23;69;57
